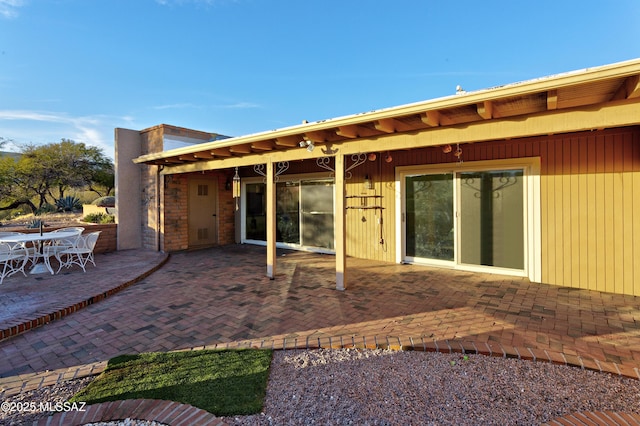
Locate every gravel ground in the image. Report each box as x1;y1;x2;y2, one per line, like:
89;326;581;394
227;349;640;426
3;349;640;426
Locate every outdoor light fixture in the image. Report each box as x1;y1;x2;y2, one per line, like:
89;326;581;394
225;176;232;191
364;174;372;190
232;166;241;198
299;140;315;152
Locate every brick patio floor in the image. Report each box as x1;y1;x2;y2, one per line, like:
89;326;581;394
1;244;639;424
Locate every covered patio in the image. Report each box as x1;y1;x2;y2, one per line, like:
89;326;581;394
117;58;640;296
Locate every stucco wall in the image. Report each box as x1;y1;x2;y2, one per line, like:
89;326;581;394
114;128;142;250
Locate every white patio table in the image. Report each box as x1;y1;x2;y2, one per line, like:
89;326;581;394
0;230;80;275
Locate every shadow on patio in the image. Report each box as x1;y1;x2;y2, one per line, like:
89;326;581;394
0;244;639;384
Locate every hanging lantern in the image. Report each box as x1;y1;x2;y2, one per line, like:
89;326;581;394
232;167;241;198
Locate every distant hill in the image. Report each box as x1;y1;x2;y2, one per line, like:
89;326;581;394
0;151;21;159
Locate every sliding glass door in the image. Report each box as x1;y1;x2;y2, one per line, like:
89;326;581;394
243;178;334;251
402;165;527;274
405;173;454;261
459;170;524;269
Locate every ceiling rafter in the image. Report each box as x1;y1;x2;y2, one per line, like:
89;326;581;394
477;101;493;119
178;154;198;162
335;125;359;138
547;90;558;110
421;110;441;127
163;158;185;164
229;144;252;154
193;152;214;159
251;141;274;151
612;75;640;100
212;147;232;157
374;118;414;133
304;130;334;142
335;124;380;138
274;136;300;147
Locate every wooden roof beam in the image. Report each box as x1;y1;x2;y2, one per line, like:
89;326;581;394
335;125;379;138
612;75;640;100
304;130;333;142
335;125;359;138
178;154;198;162
251;140;274;151
547;90;558;110
374;118;413;133
274;136;300;147
229;144;252;154
163;158;185;164
193;152;214;159
477;101;493;119
421;110;441;127
212;147;232;157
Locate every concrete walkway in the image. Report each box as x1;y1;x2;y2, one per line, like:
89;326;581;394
1;244;639;425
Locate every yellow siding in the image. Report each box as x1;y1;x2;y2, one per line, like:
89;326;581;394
344;127;639;296
345;157;396;263
539;128;640;295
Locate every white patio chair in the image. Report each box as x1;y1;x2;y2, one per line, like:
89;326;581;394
0;241;29;284
0;232;29;261
41;228;84;273
56;231;101;273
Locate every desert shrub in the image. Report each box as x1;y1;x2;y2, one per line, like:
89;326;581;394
35;203;57;215
83;212;115;224
91;196;115;207
26;219;45;229
56;196;82;212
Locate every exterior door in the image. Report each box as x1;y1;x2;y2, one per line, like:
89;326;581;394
188;178;218;247
401;164;528;275
300;179;334;249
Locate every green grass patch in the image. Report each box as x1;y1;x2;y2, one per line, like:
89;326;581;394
70;349;273;416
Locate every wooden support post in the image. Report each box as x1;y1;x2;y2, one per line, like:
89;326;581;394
266;160;276;279
335;154;346;290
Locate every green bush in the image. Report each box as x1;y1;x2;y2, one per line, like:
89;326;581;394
35;203;57;215
82;212;115;224
56;195;82;212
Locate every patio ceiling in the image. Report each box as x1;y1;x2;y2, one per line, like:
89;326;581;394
134;59;640;169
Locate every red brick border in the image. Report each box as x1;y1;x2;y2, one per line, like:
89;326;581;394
33;399;226;426
543;411;640;425
0;254;169;342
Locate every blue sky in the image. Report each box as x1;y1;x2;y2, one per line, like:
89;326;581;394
1;0;639;158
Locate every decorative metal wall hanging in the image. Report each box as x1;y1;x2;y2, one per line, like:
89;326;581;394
253;161;290;182
315;153;368;179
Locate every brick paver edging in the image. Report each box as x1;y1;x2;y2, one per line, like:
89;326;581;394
3;334;640;398
0;254;169;343
6;335;640;425
208;334;640;381
32;399;226;426
542;411;640;425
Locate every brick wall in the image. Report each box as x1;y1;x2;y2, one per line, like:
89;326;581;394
217;171;236;245
161;171;237;252
163;174;189;251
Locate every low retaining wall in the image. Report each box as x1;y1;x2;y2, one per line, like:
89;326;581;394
18;223;117;253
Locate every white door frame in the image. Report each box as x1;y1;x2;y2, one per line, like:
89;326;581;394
396;158;541;282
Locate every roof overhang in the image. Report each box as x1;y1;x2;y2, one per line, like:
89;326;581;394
133;58;640;170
